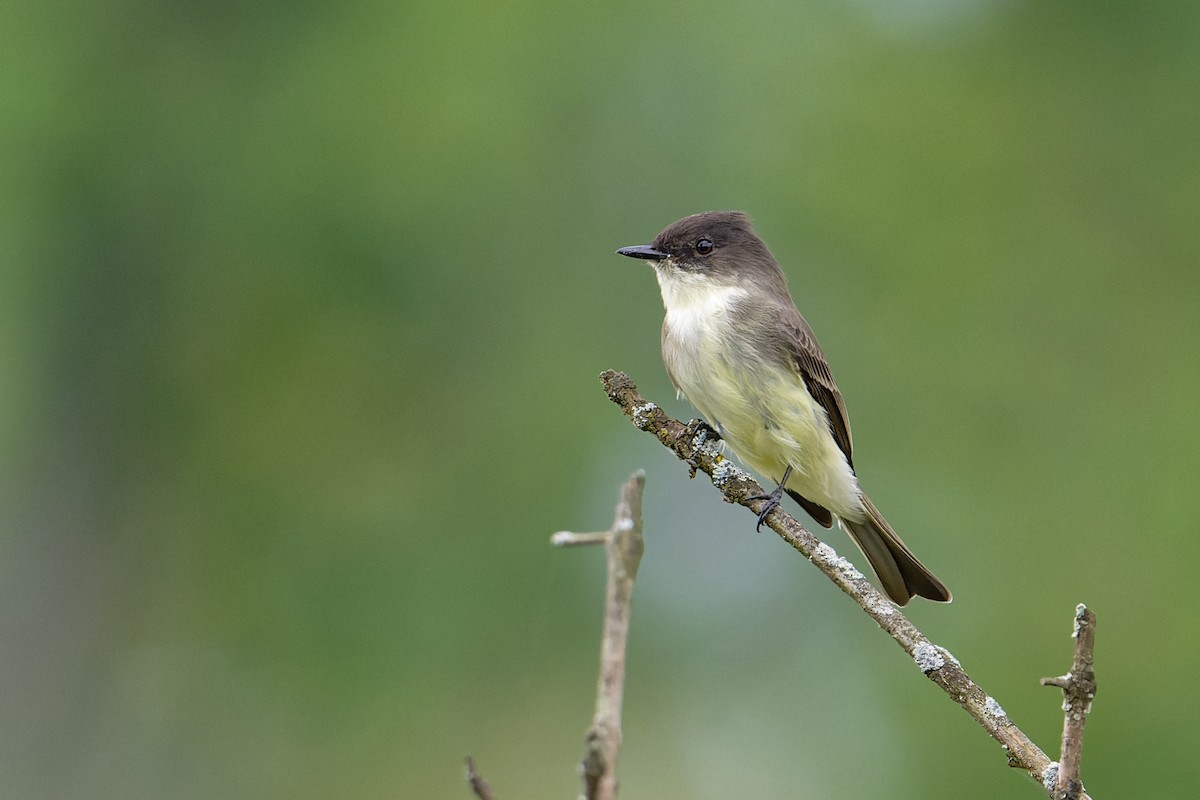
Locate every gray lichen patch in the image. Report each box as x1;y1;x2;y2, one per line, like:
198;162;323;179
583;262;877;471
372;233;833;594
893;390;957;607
984;696;1007;719
913;642;946;674
1042;762;1059;791
630;402;658;430
710;458;743;489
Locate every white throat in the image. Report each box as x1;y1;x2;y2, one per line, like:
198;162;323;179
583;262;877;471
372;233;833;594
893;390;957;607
655;268;748;335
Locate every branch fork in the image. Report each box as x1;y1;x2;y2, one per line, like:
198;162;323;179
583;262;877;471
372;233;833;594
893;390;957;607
551;471;646;800
1040;604;1098;800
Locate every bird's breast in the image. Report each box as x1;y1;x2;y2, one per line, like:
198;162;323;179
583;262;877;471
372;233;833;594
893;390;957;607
658;283;860;516
661;288;780;446
659;283;750;412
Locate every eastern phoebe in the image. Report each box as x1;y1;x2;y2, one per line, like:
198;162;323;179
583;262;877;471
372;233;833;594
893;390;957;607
617;211;950;605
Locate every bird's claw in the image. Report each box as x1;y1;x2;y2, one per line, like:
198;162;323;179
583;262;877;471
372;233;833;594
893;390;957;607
683;419;721;476
748;465;792;531
749;484;786;531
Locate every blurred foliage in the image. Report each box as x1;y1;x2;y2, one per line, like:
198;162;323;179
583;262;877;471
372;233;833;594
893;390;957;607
2;0;1198;797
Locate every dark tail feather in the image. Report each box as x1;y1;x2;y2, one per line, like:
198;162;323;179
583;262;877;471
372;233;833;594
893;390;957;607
841;494;951;606
785;489;833;528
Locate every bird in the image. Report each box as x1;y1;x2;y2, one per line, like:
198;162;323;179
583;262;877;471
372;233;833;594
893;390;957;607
617;211;950;605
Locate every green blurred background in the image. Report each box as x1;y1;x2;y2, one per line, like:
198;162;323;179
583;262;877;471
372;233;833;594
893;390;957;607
3;1;1197;797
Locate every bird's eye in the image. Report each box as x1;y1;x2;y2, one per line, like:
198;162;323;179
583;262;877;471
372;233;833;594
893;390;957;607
695;238;714;255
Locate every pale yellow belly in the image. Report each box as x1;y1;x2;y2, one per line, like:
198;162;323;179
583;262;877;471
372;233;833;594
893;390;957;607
672;346;863;520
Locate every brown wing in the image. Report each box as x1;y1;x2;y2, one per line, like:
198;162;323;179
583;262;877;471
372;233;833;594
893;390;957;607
776;308;854;468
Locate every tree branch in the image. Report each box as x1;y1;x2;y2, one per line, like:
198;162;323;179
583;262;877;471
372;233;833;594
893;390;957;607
1040;604;1097;800
599;369;1096;799
464;756;496;800
552;470;646;800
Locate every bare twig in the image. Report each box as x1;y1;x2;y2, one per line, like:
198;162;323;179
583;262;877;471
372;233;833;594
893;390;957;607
553;471;646;800
600;370;1095;799
1040;604;1098;800
464;756;497;800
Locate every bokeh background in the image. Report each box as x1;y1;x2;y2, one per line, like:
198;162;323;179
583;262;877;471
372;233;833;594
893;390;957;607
3;1;1198;798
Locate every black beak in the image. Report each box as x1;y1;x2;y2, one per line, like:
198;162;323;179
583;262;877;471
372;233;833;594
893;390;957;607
616;244;669;261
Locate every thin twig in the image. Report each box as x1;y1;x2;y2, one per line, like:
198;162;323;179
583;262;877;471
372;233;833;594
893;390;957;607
1040;604;1097;800
464;756;497;800
553;470;646;800
599;369;1095;800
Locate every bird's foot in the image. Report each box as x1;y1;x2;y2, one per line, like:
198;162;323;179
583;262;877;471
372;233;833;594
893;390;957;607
683;419;721;477
748;483;786;531
748;466;793;531
686;418;721;444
